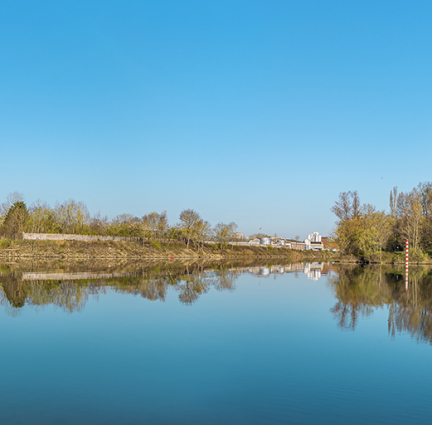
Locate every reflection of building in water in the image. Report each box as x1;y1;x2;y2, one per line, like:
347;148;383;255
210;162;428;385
259;268;271;276
304;262;322;280
246;262;331;280
303;262;336;280
248;267;262;275
271;266;285;274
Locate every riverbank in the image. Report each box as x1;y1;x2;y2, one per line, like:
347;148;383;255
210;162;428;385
334;251;432;265
0;239;333;261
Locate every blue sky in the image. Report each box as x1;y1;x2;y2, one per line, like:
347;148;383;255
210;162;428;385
1;0;431;238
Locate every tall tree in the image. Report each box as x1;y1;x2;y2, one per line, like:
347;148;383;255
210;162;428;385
178;209;201;248
396;190;423;249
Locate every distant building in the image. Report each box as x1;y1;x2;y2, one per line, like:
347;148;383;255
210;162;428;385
321;237;336;250
235;232;244;239
305;232;324;250
291;241;306;250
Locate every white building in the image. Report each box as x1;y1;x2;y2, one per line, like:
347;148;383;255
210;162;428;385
305;232;323;250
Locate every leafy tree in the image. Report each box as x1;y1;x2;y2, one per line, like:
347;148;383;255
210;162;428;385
331;193;392;258
108;214;142;237
1;201;29;239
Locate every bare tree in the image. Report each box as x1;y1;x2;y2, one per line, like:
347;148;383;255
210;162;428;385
396;190;423;249
1;192;24;217
142;211;169;238
228;222;238;248
55;200;90;234
178;209;201;248
196;220;212;251
389;186;398;216
331;191;361;222
214;222;230;251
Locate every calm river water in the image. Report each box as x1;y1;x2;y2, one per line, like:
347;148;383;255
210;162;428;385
1;260;432;425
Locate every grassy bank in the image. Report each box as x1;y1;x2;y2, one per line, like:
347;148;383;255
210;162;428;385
0;239;333;261
334;250;432;265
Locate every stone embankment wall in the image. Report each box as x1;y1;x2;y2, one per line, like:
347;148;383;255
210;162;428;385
22;233;141;242
22;271;142;281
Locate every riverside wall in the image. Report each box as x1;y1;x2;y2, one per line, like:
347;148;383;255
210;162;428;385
22;233;141;242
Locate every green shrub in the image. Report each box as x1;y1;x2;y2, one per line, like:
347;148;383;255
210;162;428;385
151;241;161;250
410;247;429;263
0;238;10;248
393;248;430;263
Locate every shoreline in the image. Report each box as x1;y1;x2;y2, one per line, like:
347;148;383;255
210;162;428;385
334;256;432;266
0;239;333;262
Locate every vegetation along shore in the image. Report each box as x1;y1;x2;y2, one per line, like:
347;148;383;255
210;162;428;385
0;238;332;261
0;191;333;260
331;181;432;264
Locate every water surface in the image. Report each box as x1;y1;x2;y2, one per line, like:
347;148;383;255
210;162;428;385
1;261;431;424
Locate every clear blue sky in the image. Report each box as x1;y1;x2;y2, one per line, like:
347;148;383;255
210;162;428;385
1;0;431;238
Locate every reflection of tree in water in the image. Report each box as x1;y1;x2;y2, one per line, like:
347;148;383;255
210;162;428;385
388;273;432;343
113;276;169;302
213;266;236;292
329;265;432;343
329;267;392;330
0;264;241;313
27;281;93;313
0;273;96;313
1;272;28;308
176;265;213;305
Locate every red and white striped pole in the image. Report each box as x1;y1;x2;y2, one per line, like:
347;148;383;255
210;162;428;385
405;239;409;291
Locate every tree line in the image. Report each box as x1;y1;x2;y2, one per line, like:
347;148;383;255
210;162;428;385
0;192;238;247
331;181;432;260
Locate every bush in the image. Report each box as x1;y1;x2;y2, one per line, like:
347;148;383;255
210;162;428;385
410;247;429;263
0;238;10;248
393;248;430;263
151;241;161;250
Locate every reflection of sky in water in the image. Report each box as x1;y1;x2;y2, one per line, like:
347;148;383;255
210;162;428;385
0;263;432;424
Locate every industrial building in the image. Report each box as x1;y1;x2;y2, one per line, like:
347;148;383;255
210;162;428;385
305;232;324;250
